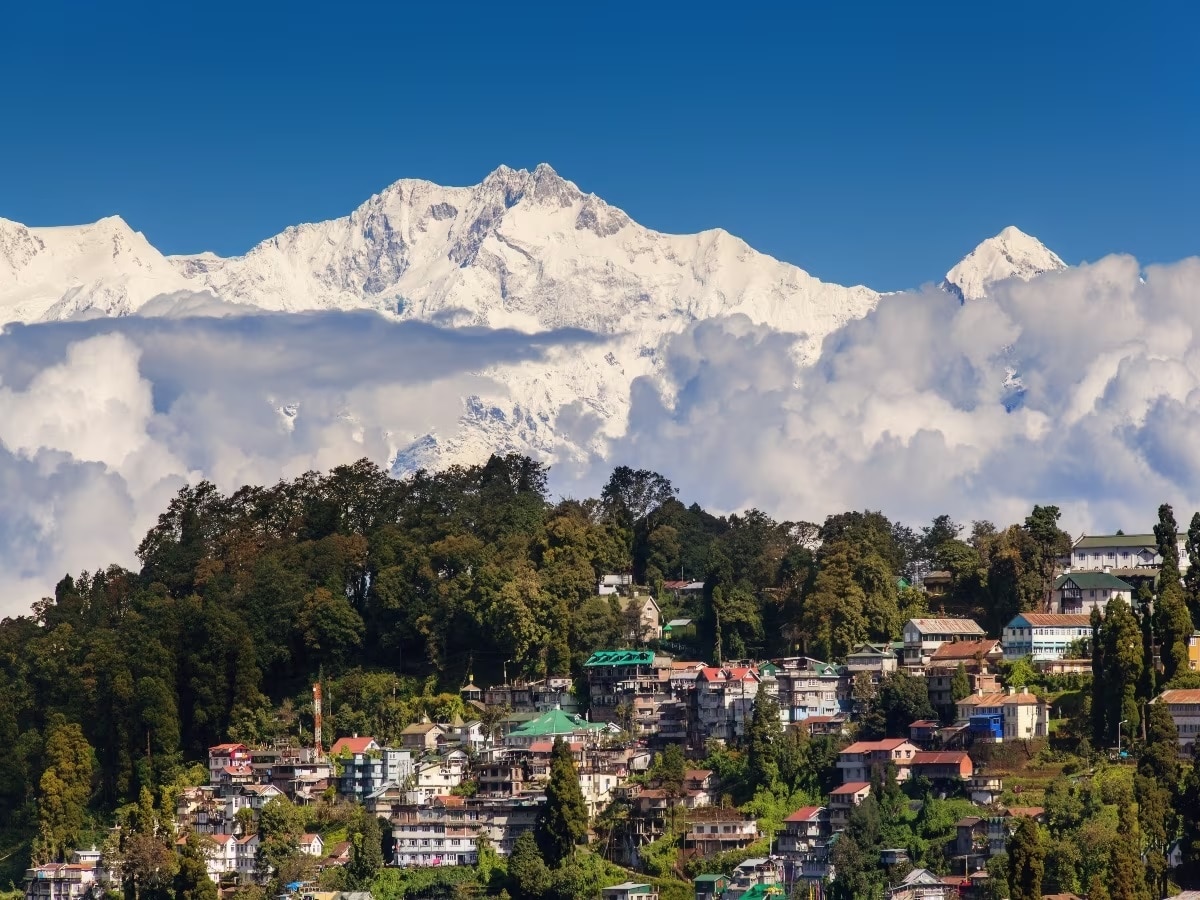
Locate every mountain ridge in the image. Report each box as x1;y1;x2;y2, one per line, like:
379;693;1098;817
0;164;1067;474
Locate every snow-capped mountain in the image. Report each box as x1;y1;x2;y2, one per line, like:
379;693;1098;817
942;225;1066;302
0;165;1066;472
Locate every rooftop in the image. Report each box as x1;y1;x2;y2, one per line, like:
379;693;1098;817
1009;613;1093;628
1159;689;1200;704
906;618;985;635
913;751;970;764
1054;571;1134;591
584;649;655;667
784;806;825;822
929;639;1002;662
830;781;872;795
1074;533;1159;549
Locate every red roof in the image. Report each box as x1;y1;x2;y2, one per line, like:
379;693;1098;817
685;769;713;781
699;666;759;682
841;739;912;753
831;781;872;795
784;806;824;822
1160;689;1200;704
913;751;970;765
930;639;1002;662
529;740;584;753
208;742;247;754
1004;806;1045;819
222;765;253;776
330;736;378;755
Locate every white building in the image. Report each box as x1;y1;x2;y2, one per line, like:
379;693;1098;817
956;687;1049;742
1002;613;1092;661
24;849;104;900
1155;689;1200;751
902;619;986;669
693;666;760;743
1071;533;1189;573
1051;571;1134;615
772;657;845;724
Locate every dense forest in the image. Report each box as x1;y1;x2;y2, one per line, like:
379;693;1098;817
0;453;1115;887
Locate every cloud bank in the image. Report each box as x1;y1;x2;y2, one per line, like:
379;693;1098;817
4;253;1200;616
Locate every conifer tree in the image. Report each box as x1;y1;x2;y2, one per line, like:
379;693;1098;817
1100;598;1144;745
747;692;782;790
535;737;588;867
1184;511;1200;627
951;662;971;704
1154;504;1193;682
1007;817;1045;900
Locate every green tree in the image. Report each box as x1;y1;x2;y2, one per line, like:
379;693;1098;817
1100;598;1145;745
747;692;783;791
861;671;936;739
175;833;219;900
1185;511;1200;627
344;809;384;889
508;831;551;899
535;738;588;867
32;717;96;863
1024;505;1071;610
256;796;304;878
1155;503;1193;682
950;662;971;705
1007;817;1045;900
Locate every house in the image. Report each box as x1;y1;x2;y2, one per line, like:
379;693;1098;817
693;666;761;743
925;640;1002;711
837;739;919;784
902;619;986;669
684;816;758;857
693;874;730;900
663;618;696;640
300;833;324;857
773;657;847;724
908;720;942;746
24;849;104;900
911;751;973;782
390;801;481;867
503;707;610;749
1002;614;1092;661
602;883;658;900
923;571;952;597
888;867;958;900
955;816;989;861
846;642;899;679
723;857;784;900
207;743;251;784
1155;689;1200;751
828;782;871;832
601;882;664;900
585;649;671;727
777;806;828;854
330;735;381;757
798;713;850;737
1051;571;1134;615
400;721;448;753
957;688;1049;741
615;594;663;643
1071;533;1188;574
338;748;413;801
599;573;634;595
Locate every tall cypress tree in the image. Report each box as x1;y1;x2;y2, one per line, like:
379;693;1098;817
1091;607;1108;745
1101;599;1145;745
1007;817;1045;900
1185;512;1200;628
535;737;588;867
1155;504;1193;683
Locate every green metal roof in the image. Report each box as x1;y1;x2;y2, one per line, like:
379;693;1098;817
1075;533;1158;549
584;649;655;667
509;708;606;737
1055;572;1134;591
694;875;726;884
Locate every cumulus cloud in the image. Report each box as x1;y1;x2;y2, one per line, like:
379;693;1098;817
8;252;1200;618
598;253;1200;536
0;312;599;616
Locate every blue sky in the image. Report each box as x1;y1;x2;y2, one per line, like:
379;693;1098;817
1;0;1195;289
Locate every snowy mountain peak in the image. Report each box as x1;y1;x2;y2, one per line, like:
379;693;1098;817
943;225;1066;302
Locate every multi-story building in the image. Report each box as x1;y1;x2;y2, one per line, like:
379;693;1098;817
1071;533;1188;573
1155;689;1200;751
1051;571;1134;615
828;782;871;832
692;666;760;744
778;806;832;882
602;883;658;900
24;849;104;900
338;748;414;800
684;816;758;857
837;739;919;784
846;643;898;680
773;657;846;724
584;650;671;726
1002;613;1092;661
503;708;610;749
925;639;1003;711
615;594;663;643
207;743;251;784
902;619;986;670
391;802;482;867
910;751;973;782
956;688;1049;741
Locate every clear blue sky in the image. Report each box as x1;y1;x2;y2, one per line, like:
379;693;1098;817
1;0;1195;289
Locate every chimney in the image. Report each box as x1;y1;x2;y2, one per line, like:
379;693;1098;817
976;686;983;696
1008;686;1016;695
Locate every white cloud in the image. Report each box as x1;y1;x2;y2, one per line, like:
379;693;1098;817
7;252;1200;618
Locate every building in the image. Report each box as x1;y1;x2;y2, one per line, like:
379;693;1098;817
585;650;671;727
616;594;663;643
1071;533;1188;573
911;751;973;782
1051;571;1134;615
773;657;847;724
829;782;871;832
330;735;381;756
693;875;730;900
777;806;828;855
888;868;958;900
693;666;761;744
24;849;104;900
684;816;759;857
602;883;658;900
338;748;413;801
391;802;482;866
837;739;919;784
1002;614;1093;661
902;619;986;669
957;688;1049;741
399;722;447;753
723;858;784;900
599;573;634;595
846;643;899;679
1155;689;1200;751
503;708;610;749
207;743;251;784
300;833;324;856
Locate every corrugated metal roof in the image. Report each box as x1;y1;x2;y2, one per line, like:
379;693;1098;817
1054;572;1134;591
906;618;986;635
1010;613;1093;627
1074;533;1158;549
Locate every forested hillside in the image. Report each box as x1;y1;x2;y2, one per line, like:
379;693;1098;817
0;454;1073;884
